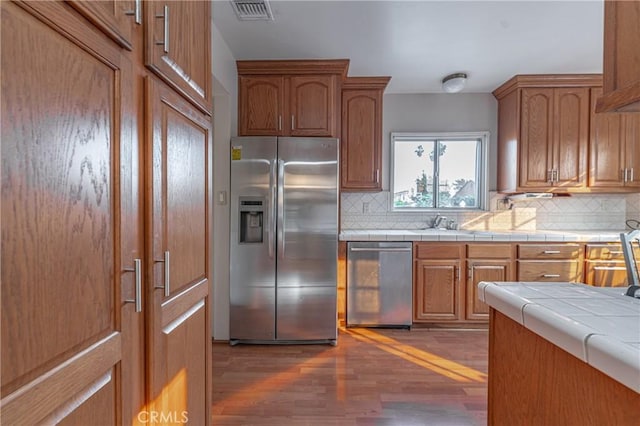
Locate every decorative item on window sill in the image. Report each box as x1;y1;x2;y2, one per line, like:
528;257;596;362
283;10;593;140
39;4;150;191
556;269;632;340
442;72;467;93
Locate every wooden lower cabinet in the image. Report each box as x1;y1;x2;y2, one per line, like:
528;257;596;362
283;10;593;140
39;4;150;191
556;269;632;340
466;260;512;320
413;243;473;325
466;244;514;321
517;243;584;283
583;243;637;287
414;259;461;322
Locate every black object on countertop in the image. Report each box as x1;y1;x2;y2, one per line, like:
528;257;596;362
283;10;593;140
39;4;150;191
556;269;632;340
620;229;640;297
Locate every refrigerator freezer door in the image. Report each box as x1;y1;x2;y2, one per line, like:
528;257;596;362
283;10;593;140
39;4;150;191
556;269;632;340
276;137;339;340
230;137;277;340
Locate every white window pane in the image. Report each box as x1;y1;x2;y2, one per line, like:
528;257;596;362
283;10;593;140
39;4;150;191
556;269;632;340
393;140;435;208
438;140;479;208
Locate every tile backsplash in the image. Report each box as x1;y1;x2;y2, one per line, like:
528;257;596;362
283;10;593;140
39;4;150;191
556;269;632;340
341;192;640;231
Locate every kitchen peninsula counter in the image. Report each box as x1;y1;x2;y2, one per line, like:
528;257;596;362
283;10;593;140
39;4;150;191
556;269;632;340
339;229;624;242
479;282;640;424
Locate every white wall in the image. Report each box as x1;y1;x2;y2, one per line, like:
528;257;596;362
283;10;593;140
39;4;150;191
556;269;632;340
381;93;499;191
211;23;237;340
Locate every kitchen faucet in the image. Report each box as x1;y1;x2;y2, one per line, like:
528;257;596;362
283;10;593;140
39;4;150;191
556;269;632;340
432;214;447;229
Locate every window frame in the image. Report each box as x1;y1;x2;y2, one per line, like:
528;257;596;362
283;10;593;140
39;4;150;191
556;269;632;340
389;131;489;212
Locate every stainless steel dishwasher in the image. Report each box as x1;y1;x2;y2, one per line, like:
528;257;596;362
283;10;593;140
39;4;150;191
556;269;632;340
347;242;412;328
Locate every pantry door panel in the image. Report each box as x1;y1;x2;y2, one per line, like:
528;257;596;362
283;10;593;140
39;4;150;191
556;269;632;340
146;78;212;424
1;2;125;424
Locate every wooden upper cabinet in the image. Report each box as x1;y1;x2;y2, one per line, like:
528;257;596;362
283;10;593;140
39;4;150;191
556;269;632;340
520;87;589;190
145;0;212;114
494;75;598;193
237;59;350;137
519;88;554;188
341;77;390;191
596;0;640;113
289;75;338;137
238;76;284;136
590;87;640;190
68;0;137;50
622;113;640;188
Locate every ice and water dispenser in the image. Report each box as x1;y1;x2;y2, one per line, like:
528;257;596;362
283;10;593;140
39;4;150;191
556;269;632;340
238;197;265;244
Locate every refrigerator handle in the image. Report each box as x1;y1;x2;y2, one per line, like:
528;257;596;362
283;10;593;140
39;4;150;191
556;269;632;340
277;159;285;259
269;160;276;259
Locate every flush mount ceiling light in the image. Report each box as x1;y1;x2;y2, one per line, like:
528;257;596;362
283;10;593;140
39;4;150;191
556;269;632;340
442;73;467;93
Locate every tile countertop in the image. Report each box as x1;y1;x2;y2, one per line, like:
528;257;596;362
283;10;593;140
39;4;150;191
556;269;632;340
339;229;625;242
479;282;640;393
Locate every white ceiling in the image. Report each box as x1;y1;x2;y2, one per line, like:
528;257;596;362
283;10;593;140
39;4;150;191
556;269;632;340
212;0;604;94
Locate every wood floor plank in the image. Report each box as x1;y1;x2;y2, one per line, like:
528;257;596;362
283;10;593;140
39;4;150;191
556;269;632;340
212;328;488;425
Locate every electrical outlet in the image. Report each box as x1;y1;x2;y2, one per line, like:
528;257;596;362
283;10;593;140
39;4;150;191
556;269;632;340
362;202;370;213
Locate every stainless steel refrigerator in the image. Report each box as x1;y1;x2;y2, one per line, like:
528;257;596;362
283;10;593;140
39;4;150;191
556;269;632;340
229;136;339;344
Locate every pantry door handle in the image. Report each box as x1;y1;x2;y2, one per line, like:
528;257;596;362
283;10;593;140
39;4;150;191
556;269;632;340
125;0;142;24
155;5;169;53
154;251;170;297
124;259;142;313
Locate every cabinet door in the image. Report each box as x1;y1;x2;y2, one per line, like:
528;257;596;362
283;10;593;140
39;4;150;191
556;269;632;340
145;0;212;113
466;260;511;321
589;87;626;188
147;79;211;424
553;88;589;189
68;0;136;50
341;89;382;190
1;2;126;423
238;75;284;136
289;75;338;137
623;114;640;187
520;88;554;188
414;260;460;322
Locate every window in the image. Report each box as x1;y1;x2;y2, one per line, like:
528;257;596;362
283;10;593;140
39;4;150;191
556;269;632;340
390;132;488;210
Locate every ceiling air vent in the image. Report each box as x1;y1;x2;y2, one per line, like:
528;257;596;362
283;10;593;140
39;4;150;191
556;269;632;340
231;0;274;21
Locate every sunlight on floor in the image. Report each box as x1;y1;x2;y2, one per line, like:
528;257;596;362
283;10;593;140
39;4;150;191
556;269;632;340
343;327;487;383
214;349;333;407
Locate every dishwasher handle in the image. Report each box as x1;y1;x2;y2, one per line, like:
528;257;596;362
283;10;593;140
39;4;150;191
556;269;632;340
349;247;412;252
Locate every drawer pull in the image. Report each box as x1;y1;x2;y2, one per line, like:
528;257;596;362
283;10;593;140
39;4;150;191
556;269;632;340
542;274;561;278
607;251;624;255
593;266;627;271
542;250;561;254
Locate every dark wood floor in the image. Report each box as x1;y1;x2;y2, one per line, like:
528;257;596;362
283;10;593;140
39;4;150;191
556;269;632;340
212;327;488;425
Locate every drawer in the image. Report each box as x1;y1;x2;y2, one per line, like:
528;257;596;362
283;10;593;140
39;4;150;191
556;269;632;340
467;243;513;259
414;243;464;259
584;260;629;287
517;260;583;282
518;244;582;260
586;243;640;260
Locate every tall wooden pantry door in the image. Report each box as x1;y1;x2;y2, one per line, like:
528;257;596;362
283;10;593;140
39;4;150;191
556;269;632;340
145;78;212;425
1;2;134;424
